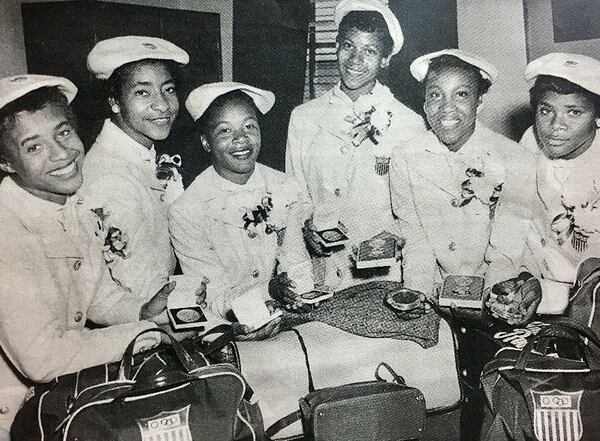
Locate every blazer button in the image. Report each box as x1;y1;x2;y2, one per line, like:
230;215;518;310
448;241;457;251
252;270;260;278
74;311;83;323
73;259;82;271
334;188;341;197
336;268;343;278
0;406;8;415
540;238;546;247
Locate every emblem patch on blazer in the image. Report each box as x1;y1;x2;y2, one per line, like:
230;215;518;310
137;405;192;441
374;156;390;176
531;389;583;441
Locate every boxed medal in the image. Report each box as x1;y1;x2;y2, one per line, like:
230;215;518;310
167;306;207;330
439;274;485;309
167;275;223;331
356;237;396;269
316;225;349;248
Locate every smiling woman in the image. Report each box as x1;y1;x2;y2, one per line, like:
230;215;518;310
286;0;425;292
79;36;190;302
390;49;536;297
169;82;314;337
0;86;84;205
197;90;262;185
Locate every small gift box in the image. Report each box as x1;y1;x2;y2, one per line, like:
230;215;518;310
231;286;282;331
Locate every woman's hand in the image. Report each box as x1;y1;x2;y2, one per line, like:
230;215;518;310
233;315;282;341
303;218;332;257
140;280;177;324
268;272;311;312
195;277;209;307
484;273;542;326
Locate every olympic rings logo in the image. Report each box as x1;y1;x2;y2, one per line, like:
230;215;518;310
541;395;571;408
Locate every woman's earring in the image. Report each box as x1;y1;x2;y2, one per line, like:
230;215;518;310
111;104;119;114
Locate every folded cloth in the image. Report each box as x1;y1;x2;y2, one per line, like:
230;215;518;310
282;281;441;348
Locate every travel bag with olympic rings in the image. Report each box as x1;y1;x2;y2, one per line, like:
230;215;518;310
480;319;600;441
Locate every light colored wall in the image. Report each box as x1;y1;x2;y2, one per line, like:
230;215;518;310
0;0;233;80
457;0;531;139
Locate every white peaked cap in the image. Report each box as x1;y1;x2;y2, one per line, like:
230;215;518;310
0;74;77;111
87;35;189;80
525;52;600;96
410;48;498;84
185;82;276;121
334;0;404;55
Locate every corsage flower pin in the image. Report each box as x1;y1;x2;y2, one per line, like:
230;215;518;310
341;94;393;154
90;207;131;264
453;166;504;219
241;192;287;244
156;153;184;204
551;182;600;252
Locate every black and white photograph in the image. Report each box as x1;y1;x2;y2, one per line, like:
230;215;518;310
1;0;600;440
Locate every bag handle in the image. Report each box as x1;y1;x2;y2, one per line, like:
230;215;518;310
515;319;600;371
375;362;406;385
290;328;315;393
120;324;237;380
197;324;236;356
119;328;200;380
265;328;314;439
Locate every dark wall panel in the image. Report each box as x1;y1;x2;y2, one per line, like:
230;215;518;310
21;1;222;184
385;0;458;117
233;0;311;171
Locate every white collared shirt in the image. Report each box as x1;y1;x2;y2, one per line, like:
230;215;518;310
0;177;157;431
286;82;426;290
169;164;313;319
80;119;177;300
503;127;600;283
392;124;535;295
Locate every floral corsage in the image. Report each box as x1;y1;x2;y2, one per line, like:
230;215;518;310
551;185;600;252
341;96;392;154
452;167;504;218
241;193;287;244
91;207;131;263
156;153;184;204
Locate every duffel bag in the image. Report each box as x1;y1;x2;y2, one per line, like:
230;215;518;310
480;319;600;441
567;257;600;334
12;326;262;441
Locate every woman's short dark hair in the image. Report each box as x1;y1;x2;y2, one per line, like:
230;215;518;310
337;11;394;58
196;90;260;136
530;74;600;116
102;58;181;101
425;54;492;97
0;86;77;158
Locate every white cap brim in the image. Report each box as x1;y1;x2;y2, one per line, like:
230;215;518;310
87;35;189;80
410;48;498;84
185;82;275;122
0;74;77;111
524;52;600;96
334;0;403;55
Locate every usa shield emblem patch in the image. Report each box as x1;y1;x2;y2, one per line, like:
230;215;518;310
531;389;583;441
137;405;192;441
374;156;390;176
